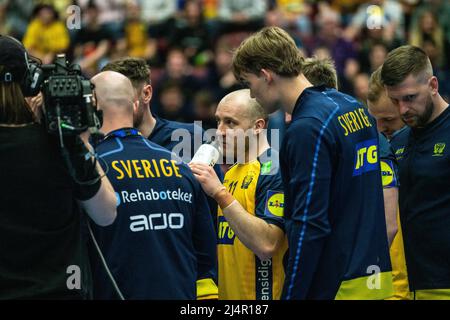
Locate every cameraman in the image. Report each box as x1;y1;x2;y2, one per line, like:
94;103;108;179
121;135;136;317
0;35;117;299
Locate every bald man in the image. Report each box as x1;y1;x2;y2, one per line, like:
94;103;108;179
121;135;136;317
189;89;288;300
89;71;217;300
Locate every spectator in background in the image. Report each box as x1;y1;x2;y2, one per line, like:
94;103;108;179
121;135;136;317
140;0;177;36
140;0;177;65
265;0;311;45
153;47;201;117
72;2;111;77
273;0;312;37
121;0;157;62
217;0;267;36
328;0;363;25
170;0;213;67
409;10;445;69
421;37;450;101
310;46;332;60
157;81;193;123
368;42;388;73
22;4;69;64
76;0;126;40
36;0;72;19
193;90;217;131
410;0;450;65
205;38;242;103
303;6;357;77
345;0;405;44
0;0;34;40
352;72;370;106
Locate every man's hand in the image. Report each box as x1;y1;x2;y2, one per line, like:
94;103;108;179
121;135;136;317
188;163;224;197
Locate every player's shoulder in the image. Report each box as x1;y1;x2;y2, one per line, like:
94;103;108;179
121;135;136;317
257;148;281;176
390;126;410;149
293;86;361;126
161;118;203;135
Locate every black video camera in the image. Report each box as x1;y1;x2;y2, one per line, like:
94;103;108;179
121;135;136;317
28;54;102;136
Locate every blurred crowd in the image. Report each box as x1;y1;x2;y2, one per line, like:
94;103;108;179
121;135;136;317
1;0;449;128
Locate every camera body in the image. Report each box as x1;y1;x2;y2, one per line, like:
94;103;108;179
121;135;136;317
30;54;102;135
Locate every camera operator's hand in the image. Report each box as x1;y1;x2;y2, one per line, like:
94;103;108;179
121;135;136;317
64;130;116;227
79;130;91;148
25;92;43;122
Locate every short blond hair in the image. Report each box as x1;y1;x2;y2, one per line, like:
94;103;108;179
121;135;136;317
232;27;304;81
368;66;384;103
302;57;338;89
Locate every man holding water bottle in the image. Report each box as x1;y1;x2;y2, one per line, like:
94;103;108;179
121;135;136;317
189;89;287;300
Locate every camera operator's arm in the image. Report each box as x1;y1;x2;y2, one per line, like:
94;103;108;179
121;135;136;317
75;132;117;226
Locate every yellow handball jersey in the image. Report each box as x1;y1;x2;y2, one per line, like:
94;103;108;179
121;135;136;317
217;149;288;300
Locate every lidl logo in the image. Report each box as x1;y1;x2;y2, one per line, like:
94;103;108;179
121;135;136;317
380;160;396;188
265;191;284;217
218;216;235;245
353;139;378;176
433;143;446;157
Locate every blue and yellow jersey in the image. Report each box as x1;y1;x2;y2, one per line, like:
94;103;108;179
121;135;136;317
379;133;410;300
218;149;288;300
281;86;393;300
390;106;450;298
90;128;217;299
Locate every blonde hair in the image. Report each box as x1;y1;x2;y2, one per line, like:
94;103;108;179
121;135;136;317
302;57;338;89
409;10;444;67
232;26;304;81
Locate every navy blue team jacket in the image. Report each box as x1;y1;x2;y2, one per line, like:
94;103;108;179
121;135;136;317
390;106;450;291
280;86;393;300
90;128;217;299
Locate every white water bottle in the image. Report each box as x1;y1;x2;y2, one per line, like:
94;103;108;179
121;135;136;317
190;139;221;167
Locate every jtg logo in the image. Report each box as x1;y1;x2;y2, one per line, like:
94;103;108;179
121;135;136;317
353;139;378;176
218;216;235;245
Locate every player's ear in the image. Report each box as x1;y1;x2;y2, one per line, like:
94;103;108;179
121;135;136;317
254;118;266;134
142;84;153;104
428;76;439;96
260;69;273;84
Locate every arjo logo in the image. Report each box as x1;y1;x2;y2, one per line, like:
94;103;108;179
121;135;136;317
130;213;184;232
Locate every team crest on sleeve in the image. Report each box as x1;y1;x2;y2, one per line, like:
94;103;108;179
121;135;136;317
264;190;284;218
380;160;397;188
